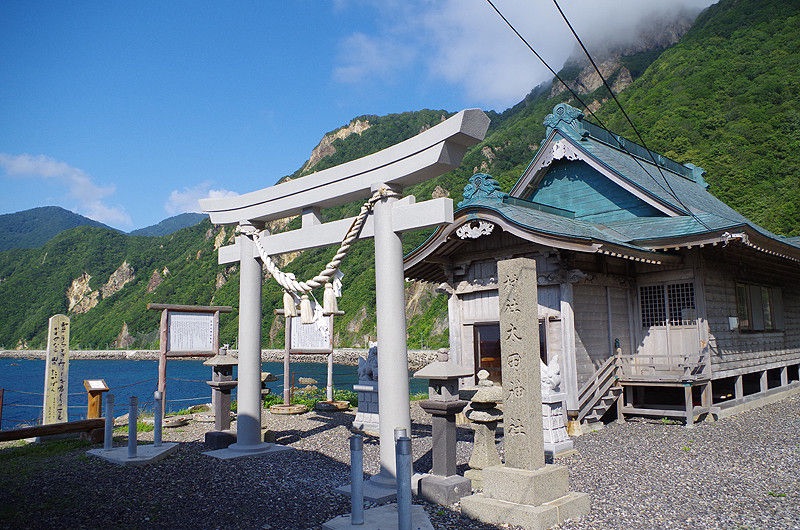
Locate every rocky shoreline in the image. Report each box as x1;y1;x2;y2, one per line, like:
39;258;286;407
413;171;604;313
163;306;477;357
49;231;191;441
0;348;440;371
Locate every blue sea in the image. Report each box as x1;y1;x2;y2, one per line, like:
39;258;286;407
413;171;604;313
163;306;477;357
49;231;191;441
0;358;426;430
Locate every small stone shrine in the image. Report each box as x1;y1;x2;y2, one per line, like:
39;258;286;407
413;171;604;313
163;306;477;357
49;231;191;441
412;349;473;505
460;257;590;528
352;343;380;436
43;314;70;424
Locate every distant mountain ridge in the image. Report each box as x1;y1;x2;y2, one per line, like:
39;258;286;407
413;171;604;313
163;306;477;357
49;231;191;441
0;206;116;252
0;208;208;252
128;213;207;237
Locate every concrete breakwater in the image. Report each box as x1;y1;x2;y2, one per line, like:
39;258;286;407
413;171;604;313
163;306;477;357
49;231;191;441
0;348;440;371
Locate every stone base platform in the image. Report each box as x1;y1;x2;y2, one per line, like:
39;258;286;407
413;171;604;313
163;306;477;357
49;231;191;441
205;430;236;449
203;442;294;460
412;473;472;506
336;475;398;503
87;443;179;466
322;503;433;530
460;464;590;529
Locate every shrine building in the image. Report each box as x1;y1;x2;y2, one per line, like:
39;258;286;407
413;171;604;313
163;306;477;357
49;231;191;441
404;103;800;429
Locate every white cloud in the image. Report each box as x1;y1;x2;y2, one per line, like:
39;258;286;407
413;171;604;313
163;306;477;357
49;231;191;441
0;153;132;227
165;182;239;215
334;0;717;109
333;32;416;84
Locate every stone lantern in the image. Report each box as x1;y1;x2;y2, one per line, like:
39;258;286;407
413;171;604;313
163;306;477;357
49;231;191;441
204;344;238;449
463;369;503;490
411;349;474;505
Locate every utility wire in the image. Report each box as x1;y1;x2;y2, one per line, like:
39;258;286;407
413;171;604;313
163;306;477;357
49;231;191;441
485;0;713;232
551;0;713;232
485;0;675;203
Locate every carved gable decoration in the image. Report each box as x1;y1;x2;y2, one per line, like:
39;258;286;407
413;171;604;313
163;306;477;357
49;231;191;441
456;219;495;239
544;103;586;137
457;173;508;208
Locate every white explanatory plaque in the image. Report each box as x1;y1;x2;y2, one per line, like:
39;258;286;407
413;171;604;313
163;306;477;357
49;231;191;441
289;315;333;353
168;312;214;353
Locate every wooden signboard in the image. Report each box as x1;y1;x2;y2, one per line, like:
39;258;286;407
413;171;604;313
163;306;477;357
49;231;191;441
288;314;334;354
167;311;216;355
147;303;232;417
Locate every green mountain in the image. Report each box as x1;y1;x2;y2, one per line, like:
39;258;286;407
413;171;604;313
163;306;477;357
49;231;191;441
128;213;208;237
0;206;116;252
0;0;797;350
595;0;800;236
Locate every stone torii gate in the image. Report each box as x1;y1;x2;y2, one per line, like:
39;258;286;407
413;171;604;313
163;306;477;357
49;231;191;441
200;110;489;486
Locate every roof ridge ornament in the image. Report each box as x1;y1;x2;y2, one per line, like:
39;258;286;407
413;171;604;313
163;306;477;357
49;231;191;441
458;173;508;208
544;103;585;137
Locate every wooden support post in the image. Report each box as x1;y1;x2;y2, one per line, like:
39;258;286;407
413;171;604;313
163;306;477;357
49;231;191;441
684;384;694;429
702;382;712;409
327;352;334;402
735;375;743;400
616;385;626;423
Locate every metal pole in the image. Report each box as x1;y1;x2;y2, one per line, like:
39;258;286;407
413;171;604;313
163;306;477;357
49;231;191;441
153;391;163;447
372;183;412;486
104;393;114;451
127;396;138;459
0;388;4;431
395;435;412;530
350;434;365;525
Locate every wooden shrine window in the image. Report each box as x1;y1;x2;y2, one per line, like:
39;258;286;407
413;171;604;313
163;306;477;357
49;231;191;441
736;283;783;332
639;282;697;328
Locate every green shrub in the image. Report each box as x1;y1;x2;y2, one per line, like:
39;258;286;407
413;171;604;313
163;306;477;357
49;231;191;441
113;420;154;434
262;393;283;408
333;389;358;407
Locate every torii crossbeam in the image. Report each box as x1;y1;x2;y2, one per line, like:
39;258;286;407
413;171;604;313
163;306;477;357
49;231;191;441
201;109;489;486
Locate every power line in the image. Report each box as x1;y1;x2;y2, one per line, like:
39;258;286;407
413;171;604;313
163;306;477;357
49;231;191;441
485;0;713;232
484;0;674;203
551;0;712;231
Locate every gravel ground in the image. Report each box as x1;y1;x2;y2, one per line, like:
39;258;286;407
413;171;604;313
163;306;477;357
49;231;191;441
1;392;798;529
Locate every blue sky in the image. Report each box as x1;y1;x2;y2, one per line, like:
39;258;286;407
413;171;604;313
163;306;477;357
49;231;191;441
0;0;714;231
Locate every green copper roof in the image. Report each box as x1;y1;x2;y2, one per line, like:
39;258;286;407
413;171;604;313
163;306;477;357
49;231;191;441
455;103;800;255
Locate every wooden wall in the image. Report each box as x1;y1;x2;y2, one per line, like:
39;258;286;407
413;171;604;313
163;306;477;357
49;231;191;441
701;249;800;378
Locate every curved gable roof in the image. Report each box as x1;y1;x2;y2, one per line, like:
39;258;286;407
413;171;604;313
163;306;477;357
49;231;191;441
404;104;800;280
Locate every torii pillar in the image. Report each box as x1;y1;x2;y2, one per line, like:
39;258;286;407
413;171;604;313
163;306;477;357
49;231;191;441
200;110;489;478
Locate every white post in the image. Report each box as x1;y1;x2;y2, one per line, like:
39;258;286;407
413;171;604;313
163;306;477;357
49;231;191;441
327;352;334;402
560;282;580;413
371;183;412;486
230;226;267;452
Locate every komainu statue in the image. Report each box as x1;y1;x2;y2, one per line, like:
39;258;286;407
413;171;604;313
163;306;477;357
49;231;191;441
540;355;562;397
358;342;379;382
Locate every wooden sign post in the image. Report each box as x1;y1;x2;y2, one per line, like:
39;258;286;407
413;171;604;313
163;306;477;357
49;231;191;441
83;379;110;419
279;309;343;405
147;303;232;418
